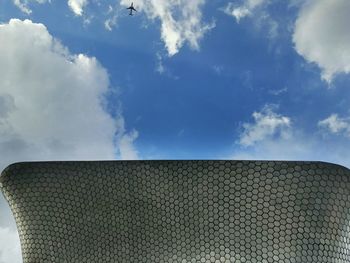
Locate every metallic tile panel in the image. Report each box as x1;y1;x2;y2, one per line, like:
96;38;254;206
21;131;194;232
1;161;350;263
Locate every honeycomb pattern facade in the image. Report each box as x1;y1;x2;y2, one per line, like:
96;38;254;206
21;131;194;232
1;161;350;263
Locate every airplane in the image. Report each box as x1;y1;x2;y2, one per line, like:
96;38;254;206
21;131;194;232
127;2;137;16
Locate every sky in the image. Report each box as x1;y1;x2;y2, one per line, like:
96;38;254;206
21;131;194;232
1;0;350;261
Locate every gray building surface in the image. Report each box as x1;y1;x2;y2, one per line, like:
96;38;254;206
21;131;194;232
0;160;350;262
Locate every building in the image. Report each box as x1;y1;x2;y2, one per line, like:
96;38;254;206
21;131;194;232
1;161;350;262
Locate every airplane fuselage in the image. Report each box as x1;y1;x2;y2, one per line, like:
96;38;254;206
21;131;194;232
127;3;137;15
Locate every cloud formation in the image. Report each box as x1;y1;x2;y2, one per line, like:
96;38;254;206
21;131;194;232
0;19;139;171
68;0;88;16
13;0;213;56
120;0;214;56
223;0;278;40
293;0;350;82
318;114;350;136
232;105;350;168
104;5;119;31
224;0;268;22
115;117;139;160
12;0;48;14
238;104;291;146
233;105;312;160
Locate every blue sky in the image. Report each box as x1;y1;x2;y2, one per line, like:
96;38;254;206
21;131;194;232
1;0;350;261
1;0;350;165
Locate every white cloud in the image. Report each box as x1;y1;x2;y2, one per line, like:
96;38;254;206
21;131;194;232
13;0;32;14
120;0;214;56
153;52;179;79
68;0;88;16
268;87;287;96
12;0;48;14
232;128;350;168
104;4;123;31
224;0;268;22
212;65;224;75
115;117;140;160
104;17;116;31
14;0;213;55
224;0;278;40
293;0;350;82
155;52;165;74
118;130;139;160
318;114;350;136
14;0;88;16
238;104;291;146
0;19;138;171
105;14;117;31
233;104;322;162
233;135;315;161
0;227;21;263
231;106;350;168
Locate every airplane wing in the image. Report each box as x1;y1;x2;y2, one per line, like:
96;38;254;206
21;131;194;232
132;7;137;11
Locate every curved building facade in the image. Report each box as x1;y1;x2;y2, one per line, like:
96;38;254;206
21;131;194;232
1;161;350;262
